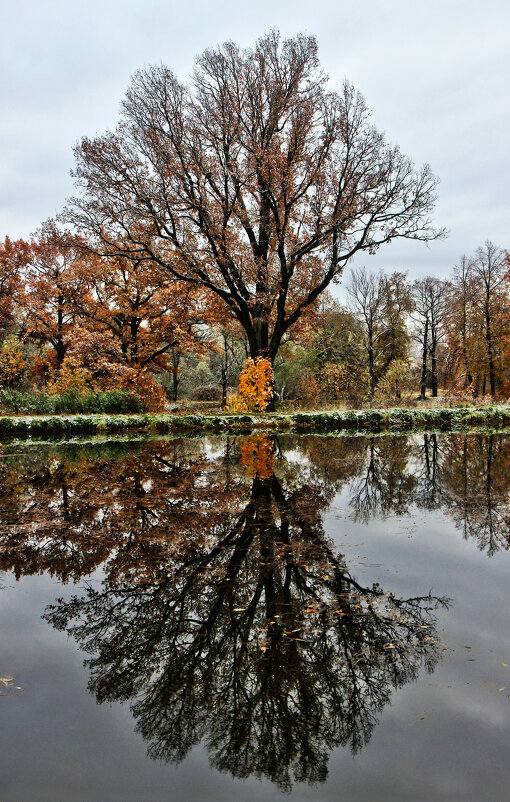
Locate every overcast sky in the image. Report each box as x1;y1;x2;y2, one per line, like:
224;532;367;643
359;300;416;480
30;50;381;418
1;0;509;285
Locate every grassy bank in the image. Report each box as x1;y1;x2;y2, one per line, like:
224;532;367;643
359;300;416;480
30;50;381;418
1;405;510;439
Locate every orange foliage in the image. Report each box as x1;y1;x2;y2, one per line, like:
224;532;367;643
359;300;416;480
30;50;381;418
75;241;208;371
20;224;87;365
118;369;166;412
237;358;273;412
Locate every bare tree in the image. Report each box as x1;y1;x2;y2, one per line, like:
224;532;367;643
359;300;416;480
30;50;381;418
347;267;412;398
469;241;508;396
412;277;448;398
446;256;476;389
66;30;443;368
347;268;386;397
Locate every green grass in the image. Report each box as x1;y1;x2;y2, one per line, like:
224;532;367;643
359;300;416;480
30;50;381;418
0;404;510;439
0;389;143;415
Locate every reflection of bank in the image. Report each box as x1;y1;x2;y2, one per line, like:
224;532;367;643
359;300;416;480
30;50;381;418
36;434;448;792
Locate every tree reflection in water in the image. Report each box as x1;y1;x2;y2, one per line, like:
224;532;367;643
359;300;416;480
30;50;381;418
3;433;443;791
2;433;510;785
338;432;510;556
4;430;509;788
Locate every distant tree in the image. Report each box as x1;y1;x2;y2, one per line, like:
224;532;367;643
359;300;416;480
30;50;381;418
19;223;87;367
445;256;478;391
210;327;248;408
378;271;413;375
347;267;412;398
311;304;366;370
412;277;448;398
0;237;28;338
469;241;508;396
66;30;442;371
347;268;386;398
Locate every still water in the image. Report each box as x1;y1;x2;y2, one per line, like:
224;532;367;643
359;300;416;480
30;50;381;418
0;432;509;801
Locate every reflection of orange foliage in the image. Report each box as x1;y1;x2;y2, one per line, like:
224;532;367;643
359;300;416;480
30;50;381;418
238;358;273;412
240;434;275;480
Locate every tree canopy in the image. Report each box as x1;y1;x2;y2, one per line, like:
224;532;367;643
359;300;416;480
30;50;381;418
66;30;442;362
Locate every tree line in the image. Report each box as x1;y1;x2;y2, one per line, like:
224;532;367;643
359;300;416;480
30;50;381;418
280;240;510;406
0;228;508;409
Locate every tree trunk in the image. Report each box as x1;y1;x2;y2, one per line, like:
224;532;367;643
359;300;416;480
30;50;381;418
221;367;227;409
430;328;438;398
56;297;66;366
172;371;179;402
171;351;180;402
420;317;429;399
486;310;496;396
368;324;375;400
461;309;472;386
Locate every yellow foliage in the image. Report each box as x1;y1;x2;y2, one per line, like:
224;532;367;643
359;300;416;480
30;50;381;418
296;363;369;405
0;336;27;389
46;362;92;396
374;359;414;404
225;393;249;413
237;357;273;412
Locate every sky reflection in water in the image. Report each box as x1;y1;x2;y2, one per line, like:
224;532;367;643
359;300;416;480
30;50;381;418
0;432;509;801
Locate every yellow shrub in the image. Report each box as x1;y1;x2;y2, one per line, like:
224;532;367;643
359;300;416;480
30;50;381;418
0;336;27;389
225;393;249;413
237;357;273;412
46;362;92;396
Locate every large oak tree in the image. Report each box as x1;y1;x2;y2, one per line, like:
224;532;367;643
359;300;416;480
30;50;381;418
66;31;442;364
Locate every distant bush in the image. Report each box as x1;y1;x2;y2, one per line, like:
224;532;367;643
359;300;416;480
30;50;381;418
0;389;144;415
373;360;416;406
189;384;223;402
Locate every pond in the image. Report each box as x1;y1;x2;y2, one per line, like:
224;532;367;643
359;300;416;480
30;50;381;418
0;431;509;801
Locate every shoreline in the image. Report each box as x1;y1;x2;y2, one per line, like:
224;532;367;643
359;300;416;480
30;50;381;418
1;405;510;438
